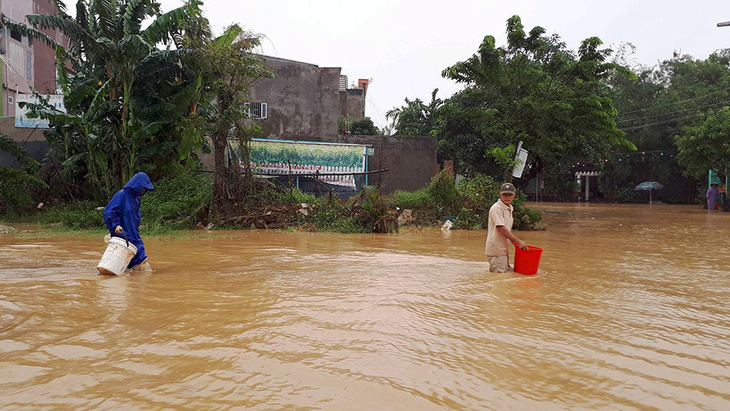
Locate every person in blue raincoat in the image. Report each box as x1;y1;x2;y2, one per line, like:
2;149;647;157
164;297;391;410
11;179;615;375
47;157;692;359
103;172;154;269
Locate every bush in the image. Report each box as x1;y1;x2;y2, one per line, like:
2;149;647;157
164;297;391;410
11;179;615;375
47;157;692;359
392;188;430;209
0;135;47;215
426;170;461;214
349;186;398;233
451;174;499;229
0;168;47;215
33;201;104;229
391;172;543;230
391;170;462;226
13;172;213;231
143;172;213;229
513;204;544;230
308;199;364;233
457;174;500;203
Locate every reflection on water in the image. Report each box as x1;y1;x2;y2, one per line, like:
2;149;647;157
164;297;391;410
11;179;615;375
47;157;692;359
1;203;729;409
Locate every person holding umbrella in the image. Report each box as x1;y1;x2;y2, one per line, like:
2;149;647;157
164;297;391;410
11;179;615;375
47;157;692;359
707;182;720;211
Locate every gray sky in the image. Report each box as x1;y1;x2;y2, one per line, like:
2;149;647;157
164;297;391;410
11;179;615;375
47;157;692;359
65;0;730;129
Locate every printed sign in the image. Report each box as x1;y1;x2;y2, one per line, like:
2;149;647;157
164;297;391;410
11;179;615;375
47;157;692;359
232;139;370;188
15;94;66;128
512;148;529;178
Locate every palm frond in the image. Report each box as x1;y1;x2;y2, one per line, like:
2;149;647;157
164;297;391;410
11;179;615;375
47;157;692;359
25;14;100;55
49;0;71;19
212;25;244;49
141;4;190;45
123;0;153;35
63;81;98;110
19;102;82;125
76;0;91;34
136;48;184;73
56;46;71;95
93;0;119;39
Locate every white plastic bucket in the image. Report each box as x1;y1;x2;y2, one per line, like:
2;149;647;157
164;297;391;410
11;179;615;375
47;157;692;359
97;236;138;276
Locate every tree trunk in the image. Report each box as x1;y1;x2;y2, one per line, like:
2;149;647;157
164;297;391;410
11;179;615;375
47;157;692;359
210;98;249;222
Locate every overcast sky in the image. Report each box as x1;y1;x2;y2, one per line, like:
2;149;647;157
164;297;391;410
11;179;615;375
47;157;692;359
64;0;730;129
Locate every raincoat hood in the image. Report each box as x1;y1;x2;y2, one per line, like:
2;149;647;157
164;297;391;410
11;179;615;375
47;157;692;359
123;172;154;197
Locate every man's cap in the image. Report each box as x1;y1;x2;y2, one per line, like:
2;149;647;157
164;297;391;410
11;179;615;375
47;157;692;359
499;183;516;194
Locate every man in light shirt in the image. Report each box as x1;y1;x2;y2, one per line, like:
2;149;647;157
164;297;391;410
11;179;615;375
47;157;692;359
485;183;528;273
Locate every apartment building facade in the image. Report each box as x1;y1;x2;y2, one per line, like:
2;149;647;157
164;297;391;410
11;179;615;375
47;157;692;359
1;0;66;117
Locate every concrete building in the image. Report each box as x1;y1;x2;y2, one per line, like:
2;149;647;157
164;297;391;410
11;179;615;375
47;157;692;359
247;55;369;141
1;0;66;117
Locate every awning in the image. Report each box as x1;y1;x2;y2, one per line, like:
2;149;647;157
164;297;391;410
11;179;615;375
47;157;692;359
575;171;601;177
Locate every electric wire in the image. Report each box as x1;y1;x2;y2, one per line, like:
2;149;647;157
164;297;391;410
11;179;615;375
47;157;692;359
366;96;388;128
616;85;730;118
618;98;730;124
618;112;701;131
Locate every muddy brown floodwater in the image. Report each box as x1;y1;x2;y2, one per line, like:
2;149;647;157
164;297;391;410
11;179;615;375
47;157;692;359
1;203;729;410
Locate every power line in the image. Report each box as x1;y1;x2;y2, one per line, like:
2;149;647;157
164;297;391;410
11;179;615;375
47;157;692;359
618;98;730;124
617;86;730;118
366;96;388;127
611;148;678;155
618;112;700;131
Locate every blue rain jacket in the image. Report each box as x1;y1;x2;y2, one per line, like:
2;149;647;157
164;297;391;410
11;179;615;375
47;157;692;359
103;172;154;268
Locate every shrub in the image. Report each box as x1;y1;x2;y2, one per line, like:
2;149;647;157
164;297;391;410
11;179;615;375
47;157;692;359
426;169;461;214
34;201;104;229
0;135;47;215
20;172;213;231
143;172;213;229
308;201;364;233
391;170;463;226
349;185;398;233
513;204;544;230
392;188;430;209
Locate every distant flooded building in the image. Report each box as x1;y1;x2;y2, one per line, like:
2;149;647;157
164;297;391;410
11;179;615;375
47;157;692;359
246;55;369;141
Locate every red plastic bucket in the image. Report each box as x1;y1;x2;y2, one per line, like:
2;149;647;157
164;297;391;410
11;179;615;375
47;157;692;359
513;244;543;275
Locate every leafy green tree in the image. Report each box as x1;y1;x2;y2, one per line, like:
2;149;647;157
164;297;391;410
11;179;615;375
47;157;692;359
386;89;442;136
675;107;730;179
607;50;730;202
340;117;380;135
6;0;200;199
437;15;636;182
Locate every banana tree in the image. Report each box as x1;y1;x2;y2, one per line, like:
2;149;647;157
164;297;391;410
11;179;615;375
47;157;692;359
6;0;200;197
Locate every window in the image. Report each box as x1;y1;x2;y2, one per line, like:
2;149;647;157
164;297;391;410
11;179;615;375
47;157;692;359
245;102;268;119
